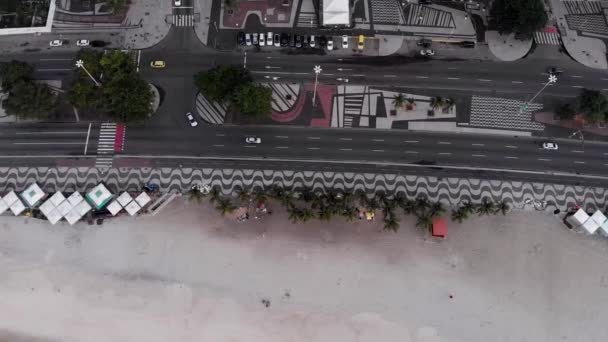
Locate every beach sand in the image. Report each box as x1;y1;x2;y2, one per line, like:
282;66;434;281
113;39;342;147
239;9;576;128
1;199;607;342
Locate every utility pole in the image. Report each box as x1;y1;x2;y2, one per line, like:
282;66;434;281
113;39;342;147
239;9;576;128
312;65;322;107
243;51;247;69
75;59;100;87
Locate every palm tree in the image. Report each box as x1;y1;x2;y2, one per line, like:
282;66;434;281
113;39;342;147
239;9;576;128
443;97;455;112
300;187;315;202
477;199;496;216
392;93;405;110
460;201;475;215
300;207;315;222
496;201;511;215
317;205;333;221
451;208;468;223
415;212;434;231
253;190;267;203
270;184;284;199
279;191;293;207
287;205;300;223
215;198;237;216
187;187;203;203
383;215;400;232
237;189;251;202
209;187;221;204
414;197;430;215
430;96;444;109
429;202;445;218
342;206;358;221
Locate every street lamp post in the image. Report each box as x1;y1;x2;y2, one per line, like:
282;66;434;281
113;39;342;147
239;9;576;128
520;74;557;113
312;65;322;107
75;59;100;87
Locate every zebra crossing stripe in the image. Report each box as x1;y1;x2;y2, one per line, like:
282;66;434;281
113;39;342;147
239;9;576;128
534;32;562;45
173;14;194;27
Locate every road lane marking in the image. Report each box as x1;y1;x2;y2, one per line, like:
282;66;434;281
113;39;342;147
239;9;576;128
307;147;320;150
307;136;321;139
383;75;397;78
39;58;73;61
504;145;517;148
36;68;72;72
472;143;485;146
415;76;429;79
538;158;551;161
438;141;451;145
574;161;586;164
505;156;519;159
13;142;84;145
438;152;452;155
571;150;584;153
215;133;225;137
339;148;352;151
353;74;365;77
478;79;492;82
275;135;289;138
405;140;418;143
16;131;87;134
572;85;584;88
213;144;224;147
372;149;384;152
601;78;608;81
339;137;352;141
472;154;486;157
511;81;523;84
84;123;91;155
243;145;256;148
571;75;583;78
405;151;418;154
372;139;384;142
275;146;289;149
447;77;460;80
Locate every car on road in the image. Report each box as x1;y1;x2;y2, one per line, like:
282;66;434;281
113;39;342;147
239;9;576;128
252;33;258;45
327;38;334;51
90;40;108;47
49;40;63;47
259;33;265;46
274;33;281;47
238;32;246;45
245;33;252;46
186;112;198;127
417;38;432;47
319;36;327;48
547;66;564;75
246;137;261;144
420;48;435;56
309;35;316;48
357;35;365;50
280;33;289;47
76;39;90;47
295;35;302;48
542;142;558;150
460;41;475;48
267;32;273;46
342;35;349;49
174;0;181;6
150;60;166;68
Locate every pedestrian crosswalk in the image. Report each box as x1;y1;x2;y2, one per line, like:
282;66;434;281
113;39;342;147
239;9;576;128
96;123;116;168
344;95;364;115
297;12;318;28
403;4;455;28
534;32;562;45
173;14;194;27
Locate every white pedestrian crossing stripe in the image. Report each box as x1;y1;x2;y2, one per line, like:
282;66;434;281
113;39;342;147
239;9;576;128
534;32;562;45
96;123;116;168
173;14;194;27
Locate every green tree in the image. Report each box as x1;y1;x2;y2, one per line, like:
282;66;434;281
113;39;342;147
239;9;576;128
451;208;469;223
429;96;444;109
187;188;204;204
443;97;455;112
477;199;497;216
299;207;315;222
216;198;237;216
234;83;272;119
106;0;129;14
577;88;608;123
496;201;511;215
392;93;405;109
429;202;445;218
194;65;251;102
490;0;548;41
0;60;33;91
69;79;100;108
287;204;300;223
102;76;152;122
76;49;103;77
555;103;576;120
415;213;434;231
209;187;221;204
3;81;56;120
100;50;136;79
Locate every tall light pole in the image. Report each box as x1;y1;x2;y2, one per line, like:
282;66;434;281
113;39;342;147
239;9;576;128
520;74;557;113
75;59;100;87
312;65;322;107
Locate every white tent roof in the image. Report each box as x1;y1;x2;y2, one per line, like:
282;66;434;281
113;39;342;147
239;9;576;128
322;0;350;25
600;220;608;235
57;200;73;217
64;208;82;226
86;184;113;209
50;192;66;207
135;192;151;207
0;199;8;215
67;192;84;206
3;191;19;206
125;200;141;216
567;208;589;227
117;192;133;207
46;208;62;225
590;210;607;226
75;200;92;216
39;198;56;217
106;200;122;216
10;200;25;216
20;183;45;207
581;218;600;234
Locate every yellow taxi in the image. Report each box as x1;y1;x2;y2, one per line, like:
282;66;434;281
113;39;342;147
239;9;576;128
150;60;166;68
357;35;365;50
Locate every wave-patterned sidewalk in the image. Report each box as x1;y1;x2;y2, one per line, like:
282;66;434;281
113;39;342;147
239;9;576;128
0;167;605;211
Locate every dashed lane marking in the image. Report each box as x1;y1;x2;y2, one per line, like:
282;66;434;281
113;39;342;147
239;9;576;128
505;156;519;159
472;154;486;157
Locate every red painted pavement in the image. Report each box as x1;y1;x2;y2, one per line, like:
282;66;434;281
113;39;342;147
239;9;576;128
271;86;308;123
114;124;125;152
310;84;336;128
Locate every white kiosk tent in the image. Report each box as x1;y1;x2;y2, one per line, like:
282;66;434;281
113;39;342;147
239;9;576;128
39;191;93;225
86;183;113;210
0;198;8;215
321;0;350;27
3;191;25;216
590;210;607;226
566;208;589;229
20;183;45;207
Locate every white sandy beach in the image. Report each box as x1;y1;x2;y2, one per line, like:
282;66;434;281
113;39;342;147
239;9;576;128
1;199;607;342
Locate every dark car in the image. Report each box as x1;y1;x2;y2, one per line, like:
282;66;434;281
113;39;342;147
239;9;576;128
547;66;564;75
417;38;432;47
289;34;295;47
237;32;246;46
280;33;289;47
459;41;475;48
319;35;327;48
302;35;309;48
90;40;108;48
295;35;302;48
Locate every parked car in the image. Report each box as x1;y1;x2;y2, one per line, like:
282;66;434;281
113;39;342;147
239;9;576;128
295;35;302;48
150;60;166;68
90;40;108;47
289;34;296;47
319;36;327;48
252;33;258;45
274;33;280;47
420;48;435;56
186;112;198;127
49;40;63;47
417;38;432;47
542;142;558;150
280;33;289;47
76;39;90;47
547;66;564;75
267;32;273;46
238;32;246;45
174;0;181;6
341;35;348;49
246;137;261;144
259;33;266;46
460;41;476;48
302;36;309;48
309;35;316;48
357;35;365;50
327;39;334;51
245;33;252;46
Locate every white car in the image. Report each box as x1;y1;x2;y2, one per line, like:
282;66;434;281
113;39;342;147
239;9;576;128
76;39;89;47
309;35;316;48
246;137;261;144
420;48;435;56
259;33;265;46
174;0;181;6
327;39;333;51
245;33;251;46
274;34;280;47
267;32;273;46
252;33;258;45
341;35;348;49
542;142;558;150
186;112;198;127
49;40;63;47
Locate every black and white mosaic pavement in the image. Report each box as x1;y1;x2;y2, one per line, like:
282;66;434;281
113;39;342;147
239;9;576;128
0;167;606;211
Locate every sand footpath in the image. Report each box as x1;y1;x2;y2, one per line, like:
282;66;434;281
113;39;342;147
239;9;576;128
1;199;608;342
